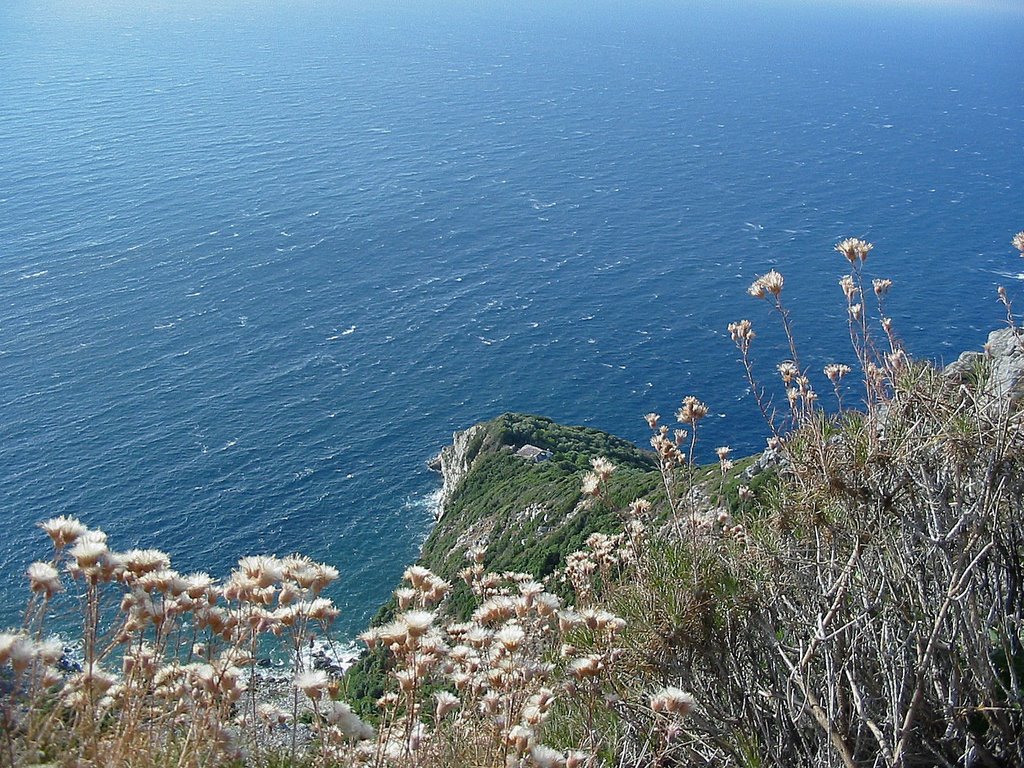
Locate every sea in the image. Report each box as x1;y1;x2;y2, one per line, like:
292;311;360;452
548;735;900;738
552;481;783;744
1;0;1021;639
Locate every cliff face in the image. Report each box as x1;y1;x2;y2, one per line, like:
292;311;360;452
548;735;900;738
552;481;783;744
428;423;488;518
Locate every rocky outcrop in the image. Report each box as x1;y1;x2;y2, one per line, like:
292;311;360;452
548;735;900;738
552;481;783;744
944;327;1024;404
427;423;488;518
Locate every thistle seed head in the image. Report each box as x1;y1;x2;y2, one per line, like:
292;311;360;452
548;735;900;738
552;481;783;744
27;561;62;597
835;237;873;264
676;396;708;425
650;686;696;717
39;516;88;549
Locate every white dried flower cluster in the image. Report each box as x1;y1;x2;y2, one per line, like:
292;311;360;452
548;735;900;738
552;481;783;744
777;361;799;385
1012;231;1024;254
11;458;710;768
728;319;755;349
824;363;852;384
839;274;858;301
564;531;631;600
748;269;784;299
835;237;873;264
650;686;696;717
5;518;348;767
351;556;620;768
677;396;709;425
581;455;616;498
650;421;686;473
0;631;62;675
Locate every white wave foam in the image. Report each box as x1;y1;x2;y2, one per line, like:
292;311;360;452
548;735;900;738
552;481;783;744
403;488;443;519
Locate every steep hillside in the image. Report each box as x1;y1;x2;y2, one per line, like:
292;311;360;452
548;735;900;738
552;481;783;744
422;413;660;596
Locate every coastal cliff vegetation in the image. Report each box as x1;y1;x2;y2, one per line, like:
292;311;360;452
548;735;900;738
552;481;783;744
3;233;1024;767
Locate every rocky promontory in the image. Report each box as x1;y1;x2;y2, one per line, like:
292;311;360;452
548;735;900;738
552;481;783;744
426;423;489;518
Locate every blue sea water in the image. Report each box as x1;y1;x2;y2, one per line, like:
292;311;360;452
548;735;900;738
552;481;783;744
0;0;1021;636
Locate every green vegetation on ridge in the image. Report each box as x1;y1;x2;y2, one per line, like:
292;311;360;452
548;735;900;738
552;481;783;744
423;413;660;595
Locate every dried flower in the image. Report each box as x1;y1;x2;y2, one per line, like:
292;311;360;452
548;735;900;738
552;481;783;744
839;275;858;301
580;472;601;497
68;667;118;696
530;744;567;768
763;269;784;296
824;363;851;383
749;269;784;298
887;350;908;370
403;565;433;590
294;669;330;699
310;563;340;593
183;572;215;599
395;586;417;610
70;538;109;569
1012;231;1024;254
236;555;284;588
323;699;374;739
507;724;534;753
628;498;651;517
36;638;64;665
872;278;893;296
568;655;604;679
777;361;799;384
676;396;708;425
590;456;615;480
496;623;526;653
138;569;183;595
728;319;755;348
434;690;460;721
0;633;24;666
122;549;172;576
39;516;88;549
400;610;435;638
650;686;696;717
27;561;62;597
835;237;873;264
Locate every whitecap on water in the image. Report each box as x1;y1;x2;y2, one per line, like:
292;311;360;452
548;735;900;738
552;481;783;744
402;488;444;520
326;326;356;341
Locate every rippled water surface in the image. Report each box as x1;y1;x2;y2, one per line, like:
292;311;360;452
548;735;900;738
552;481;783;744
1;0;1021;634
